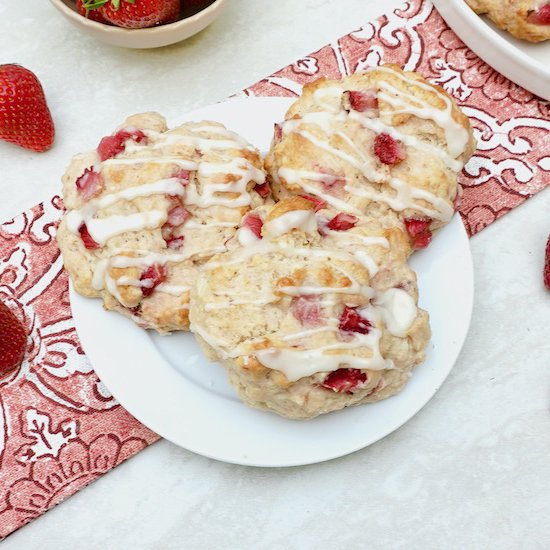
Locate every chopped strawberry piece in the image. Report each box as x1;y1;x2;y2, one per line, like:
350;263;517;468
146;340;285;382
140;264;167;298
317;168;346;197
167;203;190;227
339;306;371;334
117;128;147;145
97;127;147;161
404;218;430;237
413;232;432;249
404;217;433;250
78;223;100;250
166;236;185;250
75;168;103;201
322;368;368;393
242;214;263;239
327;213;358;231
162;196;188;246
544;235;550;291
173;169;190;185
254;182;271;198
291;296;323;327
528;5;550;24
97;135;120;162
373;133;407;165
301;194;327;212
344;90;379;113
274;123;283;144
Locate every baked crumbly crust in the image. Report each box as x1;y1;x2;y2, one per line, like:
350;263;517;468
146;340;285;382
466;0;550;42
189;198;431;419
57;112;268;333
265;64;476;248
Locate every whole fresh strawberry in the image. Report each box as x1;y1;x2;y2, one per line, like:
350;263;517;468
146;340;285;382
0;65;55;152
0;301;27;377
76;0;110;23
544;234;550;291
83;0;180;29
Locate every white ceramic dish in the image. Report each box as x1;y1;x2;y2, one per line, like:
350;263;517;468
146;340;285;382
70;97;474;467
49;0;228;49
432;0;550;100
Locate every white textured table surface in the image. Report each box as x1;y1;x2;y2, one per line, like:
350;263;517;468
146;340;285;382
1;0;550;548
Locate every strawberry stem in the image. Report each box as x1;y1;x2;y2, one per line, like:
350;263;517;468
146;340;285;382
82;0;136;10
82;0;109;10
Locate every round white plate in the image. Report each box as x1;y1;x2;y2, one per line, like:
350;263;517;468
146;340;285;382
432;0;550;100
70;97;474;467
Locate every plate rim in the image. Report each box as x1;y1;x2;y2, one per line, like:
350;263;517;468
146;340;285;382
69;96;475;467
432;0;550;101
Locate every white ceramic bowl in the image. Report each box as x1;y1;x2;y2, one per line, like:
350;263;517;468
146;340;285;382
49;0;228;49
432;0;550;100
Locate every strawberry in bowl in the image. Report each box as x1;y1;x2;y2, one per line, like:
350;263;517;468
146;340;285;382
79;0;181;28
49;0;228;48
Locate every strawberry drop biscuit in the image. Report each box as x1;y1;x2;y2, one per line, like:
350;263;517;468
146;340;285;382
57;112;269;333
466;0;550;42
265;65;476;252
189;198;430;419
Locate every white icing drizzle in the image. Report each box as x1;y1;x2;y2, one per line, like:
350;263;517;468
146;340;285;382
114;276;190;297
102;157;198;169
131;125;257;153
92;251;189;305
346;176;454;221
116;276;147;288
237;226;261;246
184;159;265;209
323;233;388;277
255;327;392;382
326;233;390;249
313;86;346;109
375;65;469;158
352;250;380;277
347;109;463;171
280;323;339;341
360;288;417;338
284;110;347;134
155;283;191;296
278;168;362;215
292;124;453;221
264;210;318;238
66;178;183;244
78;211;166;246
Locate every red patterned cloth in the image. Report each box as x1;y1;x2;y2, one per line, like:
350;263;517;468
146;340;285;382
0;0;548;540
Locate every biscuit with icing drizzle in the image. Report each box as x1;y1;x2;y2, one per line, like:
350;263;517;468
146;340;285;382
189;197;431;419
265;64;476;252
466;0;550;42
57;112;269;333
